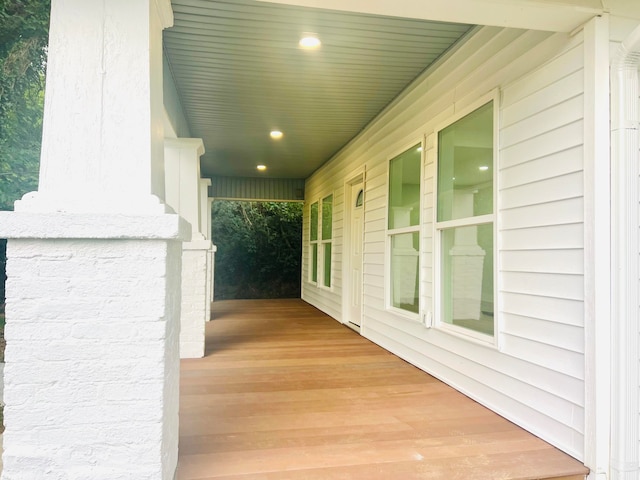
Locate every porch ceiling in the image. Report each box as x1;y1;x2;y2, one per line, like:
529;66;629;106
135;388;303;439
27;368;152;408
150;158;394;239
163;0;472;180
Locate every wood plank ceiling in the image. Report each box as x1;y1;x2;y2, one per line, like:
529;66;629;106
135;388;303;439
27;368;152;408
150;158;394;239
164;0;472;180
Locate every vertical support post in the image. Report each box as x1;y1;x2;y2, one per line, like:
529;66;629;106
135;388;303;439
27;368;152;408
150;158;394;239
0;1;186;479
610;22;640;480
199;179;214;321
582;14;611;479
209;198;217;313
164;139;212;357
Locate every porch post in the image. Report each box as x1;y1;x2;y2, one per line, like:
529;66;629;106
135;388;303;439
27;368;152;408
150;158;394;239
0;1;186;479
208;198;217;313
164;139;212;357
199;178;215;321
610;22;640;480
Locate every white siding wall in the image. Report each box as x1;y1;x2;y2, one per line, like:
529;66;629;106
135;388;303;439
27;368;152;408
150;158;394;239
303;26;588;459
210;176;305;201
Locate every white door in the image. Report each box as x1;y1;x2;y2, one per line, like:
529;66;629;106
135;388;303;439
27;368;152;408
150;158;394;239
347;183;364;327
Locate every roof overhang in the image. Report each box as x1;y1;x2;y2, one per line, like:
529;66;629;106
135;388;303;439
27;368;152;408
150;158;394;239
163;0;640;199
256;0;640;33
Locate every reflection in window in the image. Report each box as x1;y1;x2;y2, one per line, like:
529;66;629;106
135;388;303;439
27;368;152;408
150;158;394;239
390;232;420;313
438;101;493;222
310;202;318;242
389;146;421;229
441;224;493;335
437;101;494;337
387;144;422;315
309;202;319;283
311;243;318;283
321;194;333;287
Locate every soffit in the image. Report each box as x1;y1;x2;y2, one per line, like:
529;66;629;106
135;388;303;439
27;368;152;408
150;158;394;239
164;0;472;179
256;0;611;32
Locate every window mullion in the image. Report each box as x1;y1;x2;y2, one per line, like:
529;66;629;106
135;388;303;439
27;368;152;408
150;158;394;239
436;214;495;230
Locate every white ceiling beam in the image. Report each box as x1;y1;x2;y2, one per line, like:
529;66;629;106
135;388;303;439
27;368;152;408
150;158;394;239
255;0;617;32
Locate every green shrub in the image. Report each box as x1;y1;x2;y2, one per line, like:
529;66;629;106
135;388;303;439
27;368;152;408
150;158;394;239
212;201;302;299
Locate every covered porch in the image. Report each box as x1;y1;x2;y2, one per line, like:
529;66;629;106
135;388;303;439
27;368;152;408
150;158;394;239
177;299;588;480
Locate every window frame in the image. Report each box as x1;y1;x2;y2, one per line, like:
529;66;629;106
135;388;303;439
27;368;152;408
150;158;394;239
308;193;334;289
433;91;499;346
320;193;333;289
385;140;424;320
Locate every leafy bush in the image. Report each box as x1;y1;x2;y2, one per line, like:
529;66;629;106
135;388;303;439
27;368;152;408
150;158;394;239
0;0;50;304
212;201;303;299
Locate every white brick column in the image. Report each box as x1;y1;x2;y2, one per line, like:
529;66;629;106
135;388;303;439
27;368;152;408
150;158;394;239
164;139;212;358
0;1;186;479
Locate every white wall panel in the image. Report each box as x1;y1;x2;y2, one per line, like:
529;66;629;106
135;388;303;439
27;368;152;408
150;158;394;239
303;25;588;460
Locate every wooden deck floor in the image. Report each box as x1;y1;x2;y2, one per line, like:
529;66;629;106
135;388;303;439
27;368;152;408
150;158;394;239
177;299;589;480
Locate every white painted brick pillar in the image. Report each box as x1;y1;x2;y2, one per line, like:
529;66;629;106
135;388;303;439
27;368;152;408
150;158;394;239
164;139;212;358
0;1;187;479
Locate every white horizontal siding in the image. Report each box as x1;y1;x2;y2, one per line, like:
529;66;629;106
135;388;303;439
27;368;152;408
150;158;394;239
210;176;305;201
303;25;587;459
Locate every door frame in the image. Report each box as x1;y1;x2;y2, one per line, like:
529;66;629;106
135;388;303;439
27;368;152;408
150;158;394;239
342;167;366;332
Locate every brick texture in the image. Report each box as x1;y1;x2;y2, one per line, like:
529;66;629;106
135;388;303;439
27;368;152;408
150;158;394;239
3;238;182;480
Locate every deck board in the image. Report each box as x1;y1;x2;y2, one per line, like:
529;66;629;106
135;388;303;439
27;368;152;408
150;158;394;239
178;299;588;480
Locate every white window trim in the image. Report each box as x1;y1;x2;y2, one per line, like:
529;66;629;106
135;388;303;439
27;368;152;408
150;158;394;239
385;139;425;321
432;90;500;347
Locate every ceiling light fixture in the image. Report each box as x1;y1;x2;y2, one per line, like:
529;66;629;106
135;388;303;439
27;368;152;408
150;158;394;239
257;165;267;171
299;35;321;49
270;130;283;139
479;165;489;171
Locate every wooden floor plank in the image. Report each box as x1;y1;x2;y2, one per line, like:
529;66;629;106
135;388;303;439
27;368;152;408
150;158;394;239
178;299;588;480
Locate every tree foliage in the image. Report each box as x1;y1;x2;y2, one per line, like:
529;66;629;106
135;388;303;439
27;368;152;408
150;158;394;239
0;0;49;211
0;0;50;305
212;201;303;299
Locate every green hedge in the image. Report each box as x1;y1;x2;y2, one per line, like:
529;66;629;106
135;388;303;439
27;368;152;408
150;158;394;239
212;201;302;299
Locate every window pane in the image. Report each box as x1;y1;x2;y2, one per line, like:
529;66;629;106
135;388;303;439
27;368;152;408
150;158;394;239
388;144;421;229
310;202;318;241
322;195;333;240
437;101;493;222
355;189;364;208
441;223;493;335
323;243;332;287
390;232;420;313
311;244;318;283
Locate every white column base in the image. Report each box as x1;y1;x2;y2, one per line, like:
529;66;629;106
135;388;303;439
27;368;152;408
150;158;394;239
0;211;188;480
180;240;212;358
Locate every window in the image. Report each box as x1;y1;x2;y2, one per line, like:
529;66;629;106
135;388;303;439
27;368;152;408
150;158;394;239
388;143;422;314
309;195;333;287
310;201;319;283
321;194;333;287
436;100;495;338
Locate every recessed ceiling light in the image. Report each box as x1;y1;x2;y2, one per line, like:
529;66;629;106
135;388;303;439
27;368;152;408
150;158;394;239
417;147;423;152
270;130;283;139
479;165;489;171
299;35;321;49
257;165;267;171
